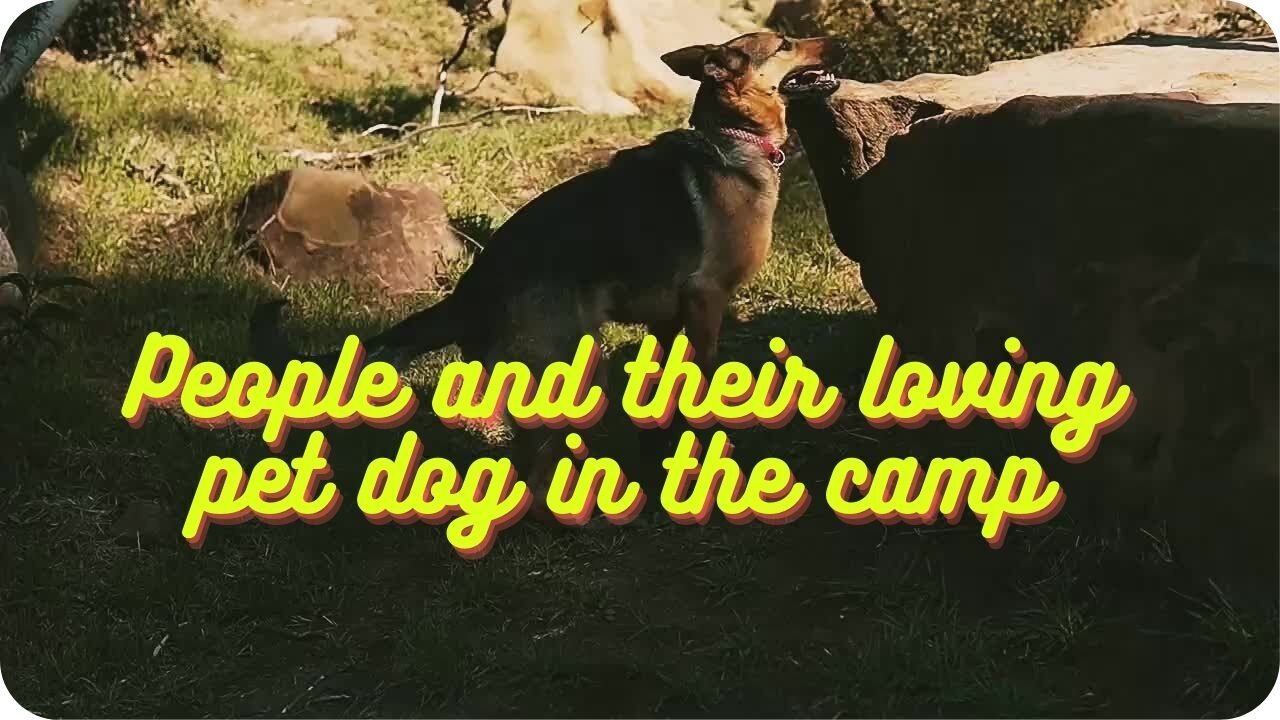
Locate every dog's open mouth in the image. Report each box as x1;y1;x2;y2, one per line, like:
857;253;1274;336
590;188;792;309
780;66;839;96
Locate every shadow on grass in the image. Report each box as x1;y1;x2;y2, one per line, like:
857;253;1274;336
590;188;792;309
6;91;71;174
1;271;1277;718
9;88;241;176
309;84;462;134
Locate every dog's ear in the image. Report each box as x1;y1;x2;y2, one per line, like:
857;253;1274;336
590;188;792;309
662;44;715;80
662;44;749;82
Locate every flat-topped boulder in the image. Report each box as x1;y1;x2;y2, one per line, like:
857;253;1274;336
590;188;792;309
846;36;1279;109
791;37;1278;164
235;168;464;295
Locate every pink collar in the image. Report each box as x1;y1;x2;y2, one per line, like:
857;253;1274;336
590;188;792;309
718;127;786;169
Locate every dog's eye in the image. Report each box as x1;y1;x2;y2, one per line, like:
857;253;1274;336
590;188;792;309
779;39;793;52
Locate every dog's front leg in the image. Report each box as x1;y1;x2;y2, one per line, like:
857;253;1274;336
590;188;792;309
680;275;728;375
648;316;683;356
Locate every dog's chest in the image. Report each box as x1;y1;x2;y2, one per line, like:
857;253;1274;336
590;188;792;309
684;167;780;288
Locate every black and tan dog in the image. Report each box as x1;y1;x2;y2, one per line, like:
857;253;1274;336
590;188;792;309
252;31;845;500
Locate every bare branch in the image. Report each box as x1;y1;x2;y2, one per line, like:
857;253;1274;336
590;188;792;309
442;22;475;77
431;8;481;127
868;0;910;43
449;68;518;98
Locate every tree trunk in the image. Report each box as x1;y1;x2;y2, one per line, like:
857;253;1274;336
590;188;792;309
0;0;82;104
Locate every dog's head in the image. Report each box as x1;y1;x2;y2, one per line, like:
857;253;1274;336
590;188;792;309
662;32;846;133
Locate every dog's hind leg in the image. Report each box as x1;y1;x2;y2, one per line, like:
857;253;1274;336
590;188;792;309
679;275;729;373
648;314;683;355
485;297;607;525
634;312;687;469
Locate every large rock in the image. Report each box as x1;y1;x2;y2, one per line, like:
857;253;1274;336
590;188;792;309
236;168;464;295
834;36;1280;111
494;0;765;115
790;42;1280;586
1077;0;1262;46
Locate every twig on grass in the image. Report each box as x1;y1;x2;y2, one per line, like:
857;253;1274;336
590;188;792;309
450;67;518;98
282;105;586;167
235;214;277;256
449;223;487;252
360;122;420;137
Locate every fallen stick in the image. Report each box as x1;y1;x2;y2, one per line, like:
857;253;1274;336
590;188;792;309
281;105;586;166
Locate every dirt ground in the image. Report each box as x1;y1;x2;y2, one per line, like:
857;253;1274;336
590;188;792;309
202;0;540;105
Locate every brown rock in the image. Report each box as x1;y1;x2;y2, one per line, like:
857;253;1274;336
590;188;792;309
278;16;355;47
810;37;1279;112
236;168;464;295
1077;0;1264;46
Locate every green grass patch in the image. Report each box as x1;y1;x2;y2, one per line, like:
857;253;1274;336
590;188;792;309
1;21;1276;718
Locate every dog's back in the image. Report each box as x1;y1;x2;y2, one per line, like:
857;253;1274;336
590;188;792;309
444;129;717;361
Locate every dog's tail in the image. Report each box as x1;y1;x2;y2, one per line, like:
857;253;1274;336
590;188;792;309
250;295;467;373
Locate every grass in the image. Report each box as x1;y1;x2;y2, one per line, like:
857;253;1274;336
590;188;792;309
2;11;1277;719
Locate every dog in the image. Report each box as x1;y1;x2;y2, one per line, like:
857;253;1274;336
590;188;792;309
252;31;846;508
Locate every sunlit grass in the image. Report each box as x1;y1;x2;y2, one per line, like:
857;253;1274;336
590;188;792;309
1;10;1274;718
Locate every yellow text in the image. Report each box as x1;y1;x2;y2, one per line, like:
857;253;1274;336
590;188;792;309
826;455;1064;547
858;335;1135;461
432;335;606;429
623;335;844;430
357;431;530;559
660;430;809;525
121;332;417;450
182;431;341;548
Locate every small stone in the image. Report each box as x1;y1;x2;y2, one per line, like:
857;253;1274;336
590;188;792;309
279;17;354;47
